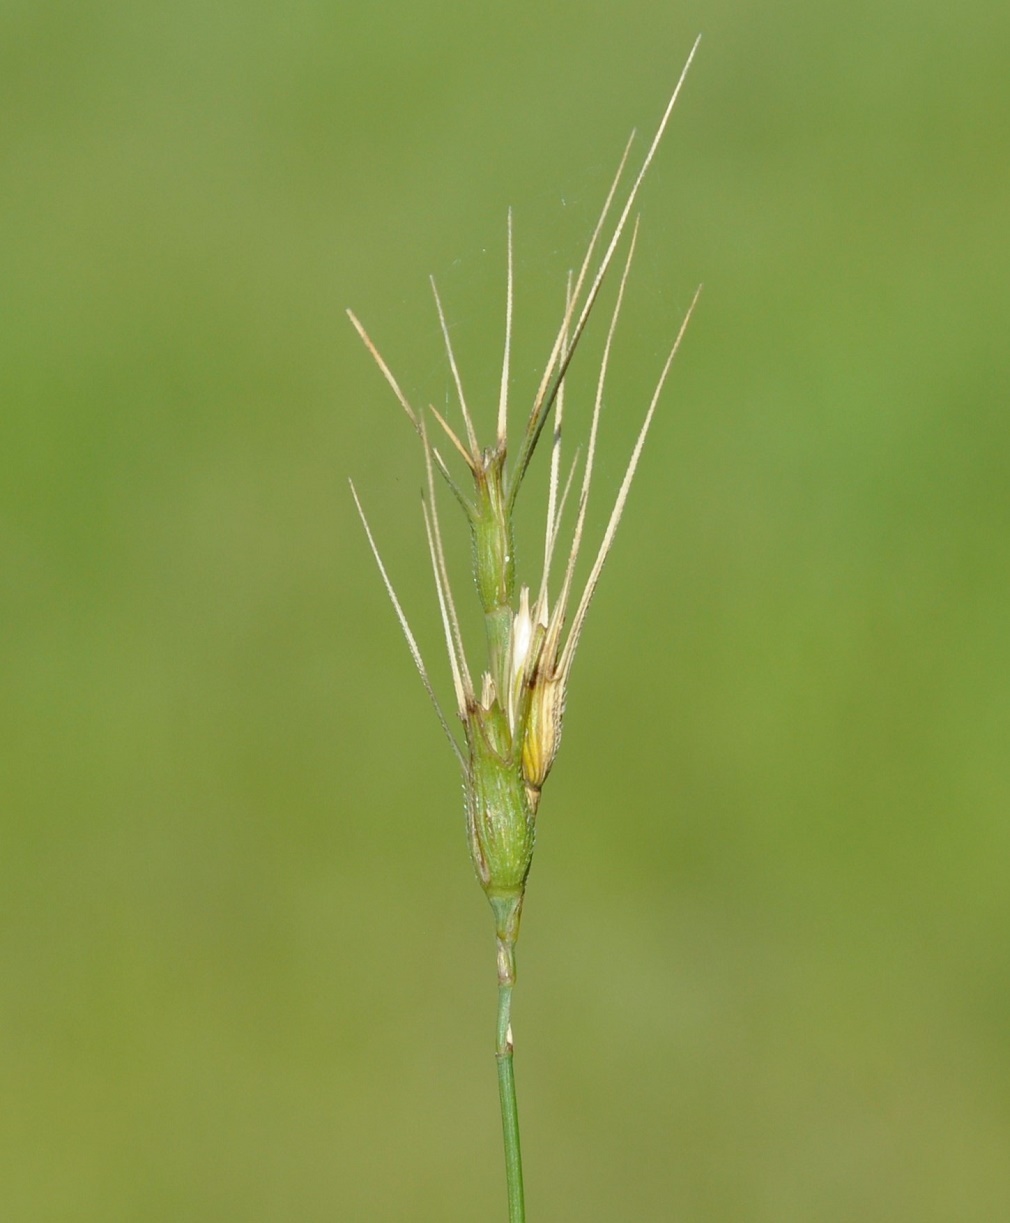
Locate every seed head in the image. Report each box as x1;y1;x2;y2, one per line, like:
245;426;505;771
349;40;701;937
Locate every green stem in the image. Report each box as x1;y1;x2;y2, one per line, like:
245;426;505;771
496;936;525;1222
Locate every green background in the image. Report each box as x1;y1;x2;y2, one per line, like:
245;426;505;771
3;2;1009;1219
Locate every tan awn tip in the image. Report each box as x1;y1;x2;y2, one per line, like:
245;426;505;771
345;309;419;431
349;479;465;767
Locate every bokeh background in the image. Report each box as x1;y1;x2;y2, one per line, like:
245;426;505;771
3;2;1009;1219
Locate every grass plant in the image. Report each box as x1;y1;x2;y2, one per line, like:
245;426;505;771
349;37;700;1220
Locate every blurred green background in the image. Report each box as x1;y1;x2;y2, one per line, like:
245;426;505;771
3;2;1009;1219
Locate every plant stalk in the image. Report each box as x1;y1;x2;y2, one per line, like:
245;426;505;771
496;935;525;1222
